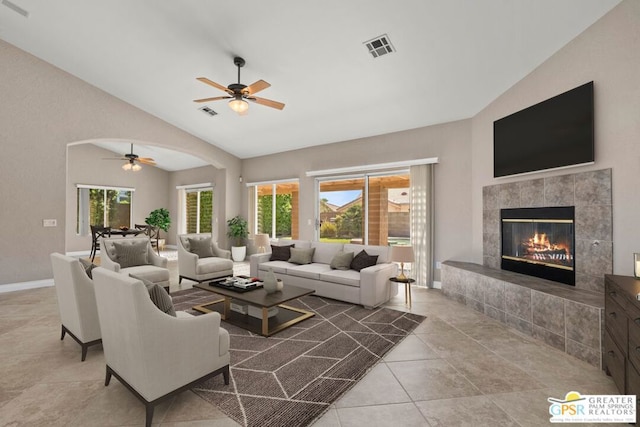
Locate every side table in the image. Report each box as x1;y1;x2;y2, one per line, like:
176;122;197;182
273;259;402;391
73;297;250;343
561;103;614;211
389;277;415;308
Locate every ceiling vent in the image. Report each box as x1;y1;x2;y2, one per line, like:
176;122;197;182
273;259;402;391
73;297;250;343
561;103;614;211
2;0;29;17
364;34;395;58
199;106;218;117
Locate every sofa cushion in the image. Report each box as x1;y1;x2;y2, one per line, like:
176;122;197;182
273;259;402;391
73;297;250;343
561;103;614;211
310;242;344;264
344;244;390;263
122;265;169;283
319;269;361;287
195;256;234;275
130;274;176;317
188;237;214;258
113;240;149;268
330;251;354;270
270;244;294;261
259;260;296;274
286;263;332;280
350;250;378;272
289;247;315;265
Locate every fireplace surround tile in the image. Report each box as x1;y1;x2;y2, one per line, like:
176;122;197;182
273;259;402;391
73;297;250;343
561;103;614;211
575;204;612;241
575;272;604;293
532;325;565;351
485;305;506;323
518;178;545;208
565;301;601;348
531;292;565;336
484;277;505;310
575;239;613;278
482;232;499;258
504;283;532;321
544;174;575;206
574;169;612;206
505;314;533;336
566;338;601;368
482;209;500;235
483;185;499;210
498;183;520;208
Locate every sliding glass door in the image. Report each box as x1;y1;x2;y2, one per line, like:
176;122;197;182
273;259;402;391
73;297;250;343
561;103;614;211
317;172;409;245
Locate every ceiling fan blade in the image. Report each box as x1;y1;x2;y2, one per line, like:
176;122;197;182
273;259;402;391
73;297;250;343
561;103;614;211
138;158;156;165
248;96;285;110
244;80;271;95
193;96;232;103
196;77;232;94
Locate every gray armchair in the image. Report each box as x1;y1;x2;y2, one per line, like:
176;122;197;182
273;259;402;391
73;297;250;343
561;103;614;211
178;233;233;284
100;236;170;292
92;268;230;427
50;253;102;361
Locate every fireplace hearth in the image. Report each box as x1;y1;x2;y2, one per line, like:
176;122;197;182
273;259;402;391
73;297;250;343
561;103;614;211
501;206;575;286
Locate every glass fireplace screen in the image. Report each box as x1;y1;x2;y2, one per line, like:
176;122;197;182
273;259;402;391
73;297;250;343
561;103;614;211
501;218;574;270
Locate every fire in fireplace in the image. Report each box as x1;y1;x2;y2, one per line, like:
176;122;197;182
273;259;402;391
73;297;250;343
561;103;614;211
501;206;575;286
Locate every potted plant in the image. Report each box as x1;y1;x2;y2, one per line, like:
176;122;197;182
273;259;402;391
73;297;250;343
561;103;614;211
145;208;171;249
227;215;249;261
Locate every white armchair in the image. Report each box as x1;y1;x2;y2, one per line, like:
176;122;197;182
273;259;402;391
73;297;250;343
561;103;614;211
50;253;102;361
177;233;233;284
100;236;170;292
92;268;230;427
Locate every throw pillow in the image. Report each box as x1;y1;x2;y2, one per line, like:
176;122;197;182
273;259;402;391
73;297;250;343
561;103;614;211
113;240;149;268
288;247;316;265
188;237;215;258
350;250;379;272
330;251;354;270
270;244;295;261
78;258;98;279
130;274;176;317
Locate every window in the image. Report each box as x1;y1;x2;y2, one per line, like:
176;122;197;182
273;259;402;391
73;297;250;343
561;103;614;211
185;188;213;233
248;180;299;239
76;185;134;235
316;172;409;245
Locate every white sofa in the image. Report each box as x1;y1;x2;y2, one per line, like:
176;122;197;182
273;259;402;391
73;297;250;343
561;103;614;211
250;240;398;308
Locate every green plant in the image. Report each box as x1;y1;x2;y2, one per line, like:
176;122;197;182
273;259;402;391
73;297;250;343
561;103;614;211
145;208;171;235
227;215;249;246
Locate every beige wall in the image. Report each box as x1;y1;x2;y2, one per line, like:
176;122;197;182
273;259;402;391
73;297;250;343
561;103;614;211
241;119;474;279
65;143;171;252
0;39;242;286
168;165;226;245
471;0;640;276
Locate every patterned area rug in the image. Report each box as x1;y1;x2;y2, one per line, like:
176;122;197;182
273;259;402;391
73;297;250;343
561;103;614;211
171;288;425;427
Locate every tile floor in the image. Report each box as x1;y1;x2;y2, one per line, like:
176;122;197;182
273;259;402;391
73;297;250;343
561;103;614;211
0;259;621;426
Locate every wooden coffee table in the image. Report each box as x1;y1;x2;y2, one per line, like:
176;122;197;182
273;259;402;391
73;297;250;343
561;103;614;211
192;281;315;336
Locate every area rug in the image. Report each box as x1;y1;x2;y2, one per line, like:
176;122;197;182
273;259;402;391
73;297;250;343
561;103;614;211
171;288;426;427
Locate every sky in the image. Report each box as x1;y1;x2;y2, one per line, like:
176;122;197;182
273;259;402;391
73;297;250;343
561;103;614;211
320;190;362;207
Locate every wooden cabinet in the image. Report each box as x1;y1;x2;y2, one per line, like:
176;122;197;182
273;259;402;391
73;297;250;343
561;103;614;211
604;274;640;400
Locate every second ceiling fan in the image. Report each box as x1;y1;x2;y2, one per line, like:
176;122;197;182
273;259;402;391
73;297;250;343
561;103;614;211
194;56;285;115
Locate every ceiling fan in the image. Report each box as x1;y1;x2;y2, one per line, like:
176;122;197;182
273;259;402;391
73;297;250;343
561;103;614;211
194;56;285;114
104;144;156;171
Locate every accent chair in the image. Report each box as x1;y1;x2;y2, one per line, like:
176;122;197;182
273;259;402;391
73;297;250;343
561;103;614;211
177;233;233;284
92;268;230;427
100;236;170;292
50;253;102;361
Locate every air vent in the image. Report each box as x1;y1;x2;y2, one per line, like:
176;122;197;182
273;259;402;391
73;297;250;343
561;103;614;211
2;0;29;17
364;34;395;58
199;106;218;117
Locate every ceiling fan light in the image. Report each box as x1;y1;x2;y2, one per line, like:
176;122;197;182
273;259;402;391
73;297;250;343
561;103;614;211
132;163;142;172
122;162;132;171
228;98;249;113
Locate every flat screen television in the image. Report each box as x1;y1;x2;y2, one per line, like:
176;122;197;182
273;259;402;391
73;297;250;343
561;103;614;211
493;81;594;178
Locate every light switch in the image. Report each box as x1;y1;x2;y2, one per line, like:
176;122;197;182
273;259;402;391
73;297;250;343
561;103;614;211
43;219;57;227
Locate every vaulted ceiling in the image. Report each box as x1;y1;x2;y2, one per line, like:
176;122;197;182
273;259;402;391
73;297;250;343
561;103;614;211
0;0;621;170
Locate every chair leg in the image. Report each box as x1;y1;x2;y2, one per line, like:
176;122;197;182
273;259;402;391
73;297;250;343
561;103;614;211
60;325;66;340
81;344;88;362
179;276;183;284
145;404;155;427
223;365;230;385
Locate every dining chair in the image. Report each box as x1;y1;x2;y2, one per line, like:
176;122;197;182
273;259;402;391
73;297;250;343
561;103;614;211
135;224;160;253
90;225;111;262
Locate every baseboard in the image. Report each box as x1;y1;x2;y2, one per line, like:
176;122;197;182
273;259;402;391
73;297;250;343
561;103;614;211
432;281;442;289
0;278;54;294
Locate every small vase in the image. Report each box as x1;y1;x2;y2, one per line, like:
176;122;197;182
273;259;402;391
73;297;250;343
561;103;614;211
263;268;283;294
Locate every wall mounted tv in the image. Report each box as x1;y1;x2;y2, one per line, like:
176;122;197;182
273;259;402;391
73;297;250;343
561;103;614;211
493;81;594;178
